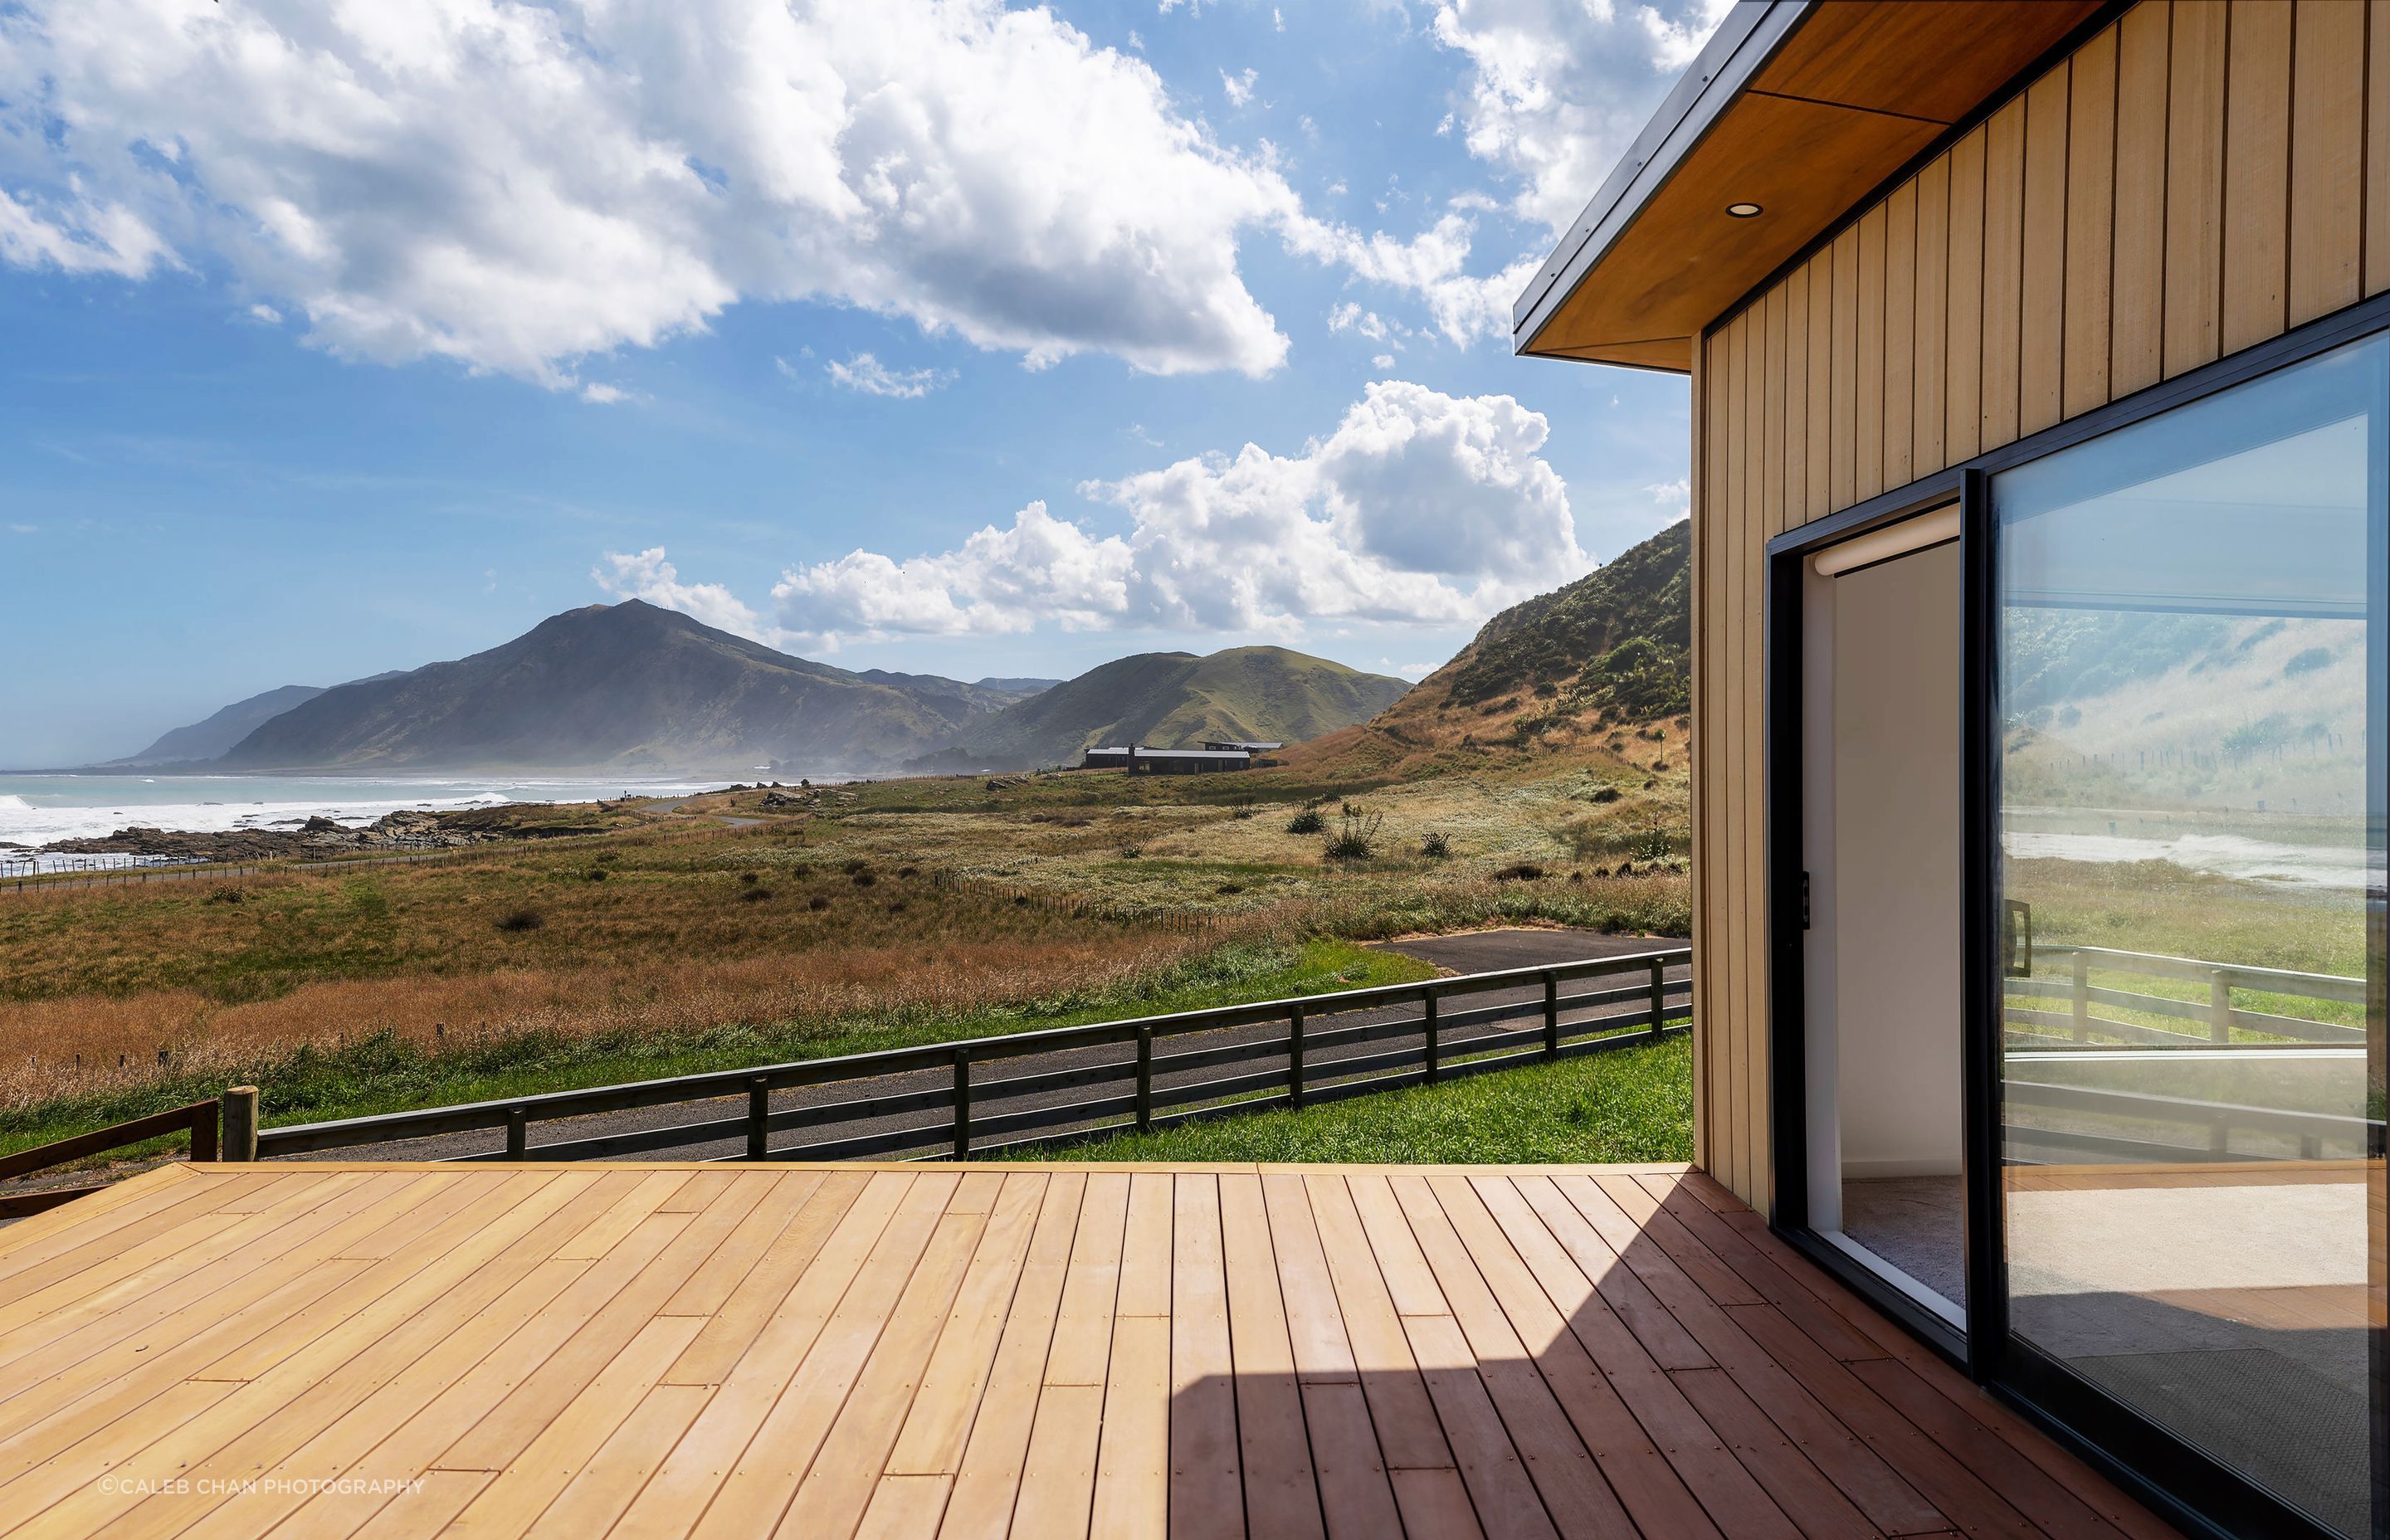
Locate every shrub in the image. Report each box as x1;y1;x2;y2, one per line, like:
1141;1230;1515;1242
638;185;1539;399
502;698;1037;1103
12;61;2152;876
1420;831;1452;859
1285;809;1326;836
1117;845;1144;860
204;885;245;905
739;871;759;885
807;894;831;911
739;886;775;904
842;859;870;875
1323;809;1384;861
1494;862;1546;881
1587;786;1622;805
897;865;918;878
495;909;544;933
585;868;609;882
1230;797;1256;821
852;871;878;888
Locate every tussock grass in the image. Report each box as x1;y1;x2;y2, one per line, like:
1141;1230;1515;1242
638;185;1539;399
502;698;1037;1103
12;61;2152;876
0;938;1432;1158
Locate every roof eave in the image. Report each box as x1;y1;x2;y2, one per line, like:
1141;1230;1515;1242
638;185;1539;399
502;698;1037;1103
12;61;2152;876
1510;0;1812;367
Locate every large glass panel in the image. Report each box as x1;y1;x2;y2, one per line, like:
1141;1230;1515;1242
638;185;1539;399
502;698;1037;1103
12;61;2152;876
1994;335;2387;1538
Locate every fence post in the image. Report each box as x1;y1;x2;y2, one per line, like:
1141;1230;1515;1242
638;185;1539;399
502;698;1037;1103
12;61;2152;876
189;1100;218;1163
2208;969;2232;1044
1647;957;1666;1041
1289;1002;1306;1109
1542;972;1559;1058
1136;1026;1154;1132
1423;988;1441;1084
953;1048;973;1161
220;1086;258;1162
505;1106;529;1160
2071;950;2090;1041
747;1076;770;1161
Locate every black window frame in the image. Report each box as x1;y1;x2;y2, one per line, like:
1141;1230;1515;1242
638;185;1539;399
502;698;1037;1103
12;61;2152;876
1756;288;2390;1540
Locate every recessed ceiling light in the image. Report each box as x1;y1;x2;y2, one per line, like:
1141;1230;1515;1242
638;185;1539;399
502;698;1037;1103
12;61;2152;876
1726;202;1763;218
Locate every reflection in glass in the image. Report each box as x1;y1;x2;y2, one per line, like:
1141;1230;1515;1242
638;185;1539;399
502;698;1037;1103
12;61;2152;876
1993;336;2387;1538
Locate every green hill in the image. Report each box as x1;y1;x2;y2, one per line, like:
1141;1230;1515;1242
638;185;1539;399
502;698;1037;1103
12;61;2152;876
915;646;1412;770
1446;518;1690;716
218;601;1002;773
1287;519;1690;779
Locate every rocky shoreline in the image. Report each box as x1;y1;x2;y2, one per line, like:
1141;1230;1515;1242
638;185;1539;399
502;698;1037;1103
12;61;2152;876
26;808;515;862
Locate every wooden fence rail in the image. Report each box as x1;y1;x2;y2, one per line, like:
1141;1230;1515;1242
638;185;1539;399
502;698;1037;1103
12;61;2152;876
2004;942;2365;1048
241;948;1694;1165
0;1100;218;1219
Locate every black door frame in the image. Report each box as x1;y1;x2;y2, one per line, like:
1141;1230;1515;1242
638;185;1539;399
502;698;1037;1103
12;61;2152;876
1753;292;2390;1540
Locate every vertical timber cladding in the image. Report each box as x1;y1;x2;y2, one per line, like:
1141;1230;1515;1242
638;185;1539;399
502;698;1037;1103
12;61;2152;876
1688;0;2388;1211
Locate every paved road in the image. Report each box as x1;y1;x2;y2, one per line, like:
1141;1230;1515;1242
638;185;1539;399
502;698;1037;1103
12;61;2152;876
270;927;1691;1166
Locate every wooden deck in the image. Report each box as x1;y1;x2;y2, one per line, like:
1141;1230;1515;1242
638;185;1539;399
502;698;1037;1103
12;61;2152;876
0;1160;2182;1539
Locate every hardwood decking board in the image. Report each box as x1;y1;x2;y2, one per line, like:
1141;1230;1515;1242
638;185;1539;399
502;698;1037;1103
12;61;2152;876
1219;1173;1327;1540
687;1172;960;1540
0;1162;2182;1539
939;1171;1084;1540
1300;1174;1451;1474
1166;1172;1244;1540
884;1172;1048;1477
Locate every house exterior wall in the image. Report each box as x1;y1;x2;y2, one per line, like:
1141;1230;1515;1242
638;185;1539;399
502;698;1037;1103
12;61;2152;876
1688;0;2390;1208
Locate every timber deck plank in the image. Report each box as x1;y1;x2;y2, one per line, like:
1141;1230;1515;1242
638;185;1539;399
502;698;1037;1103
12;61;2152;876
0;1160;2182;1538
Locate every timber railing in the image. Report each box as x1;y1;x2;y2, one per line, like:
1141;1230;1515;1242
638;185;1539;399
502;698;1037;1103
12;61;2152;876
2003;942;2366;1047
0;1099;218;1218
234;948;1691;1165
2002;1079;2380;1164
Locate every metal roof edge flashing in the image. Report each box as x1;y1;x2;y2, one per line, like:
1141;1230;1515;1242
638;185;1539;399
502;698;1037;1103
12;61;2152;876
1511;0;1813;357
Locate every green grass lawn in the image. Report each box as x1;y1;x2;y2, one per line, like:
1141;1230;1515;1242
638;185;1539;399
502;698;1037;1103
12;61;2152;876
1015;1033;1694;1165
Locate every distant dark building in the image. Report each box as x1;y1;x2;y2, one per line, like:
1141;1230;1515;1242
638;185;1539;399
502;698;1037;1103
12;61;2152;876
1077;743;1251;774
1199;739;1283;753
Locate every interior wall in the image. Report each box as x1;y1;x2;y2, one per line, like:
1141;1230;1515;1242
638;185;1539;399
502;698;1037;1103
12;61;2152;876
1689;0;2390;1209
1829;543;1963;1177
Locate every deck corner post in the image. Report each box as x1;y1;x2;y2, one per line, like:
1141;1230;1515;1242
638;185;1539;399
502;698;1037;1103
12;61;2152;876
1289;1002;1306;1109
747;1076;770;1161
1647;957;1666;1040
505;1106;529;1160
2208;968;2232;1043
954;1048;973;1161
1541;971;1560;1057
219;1086;257;1162
1135;1026;1154;1131
1424;987;1441;1084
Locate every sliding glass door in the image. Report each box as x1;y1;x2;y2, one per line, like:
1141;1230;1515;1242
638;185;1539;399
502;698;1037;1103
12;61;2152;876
1990;335;2388;1538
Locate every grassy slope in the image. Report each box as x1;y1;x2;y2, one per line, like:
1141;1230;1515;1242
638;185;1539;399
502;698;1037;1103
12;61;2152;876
1283;520;1691;797
1020;1035;1693;1164
926;646;1409;769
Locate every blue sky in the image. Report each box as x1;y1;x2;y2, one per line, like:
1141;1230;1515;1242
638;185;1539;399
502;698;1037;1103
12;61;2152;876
0;0;1721;768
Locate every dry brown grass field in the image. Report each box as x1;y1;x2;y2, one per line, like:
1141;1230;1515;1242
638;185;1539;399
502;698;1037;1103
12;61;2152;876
1;744;1691;1138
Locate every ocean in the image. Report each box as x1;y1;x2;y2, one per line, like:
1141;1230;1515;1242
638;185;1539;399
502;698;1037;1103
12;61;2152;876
0;772;745;865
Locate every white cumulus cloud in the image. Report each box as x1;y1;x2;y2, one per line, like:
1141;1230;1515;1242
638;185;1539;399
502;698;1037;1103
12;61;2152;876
593;548;771;641
0;0;1304;386
1430;0;1733;232
757;381;1585;649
